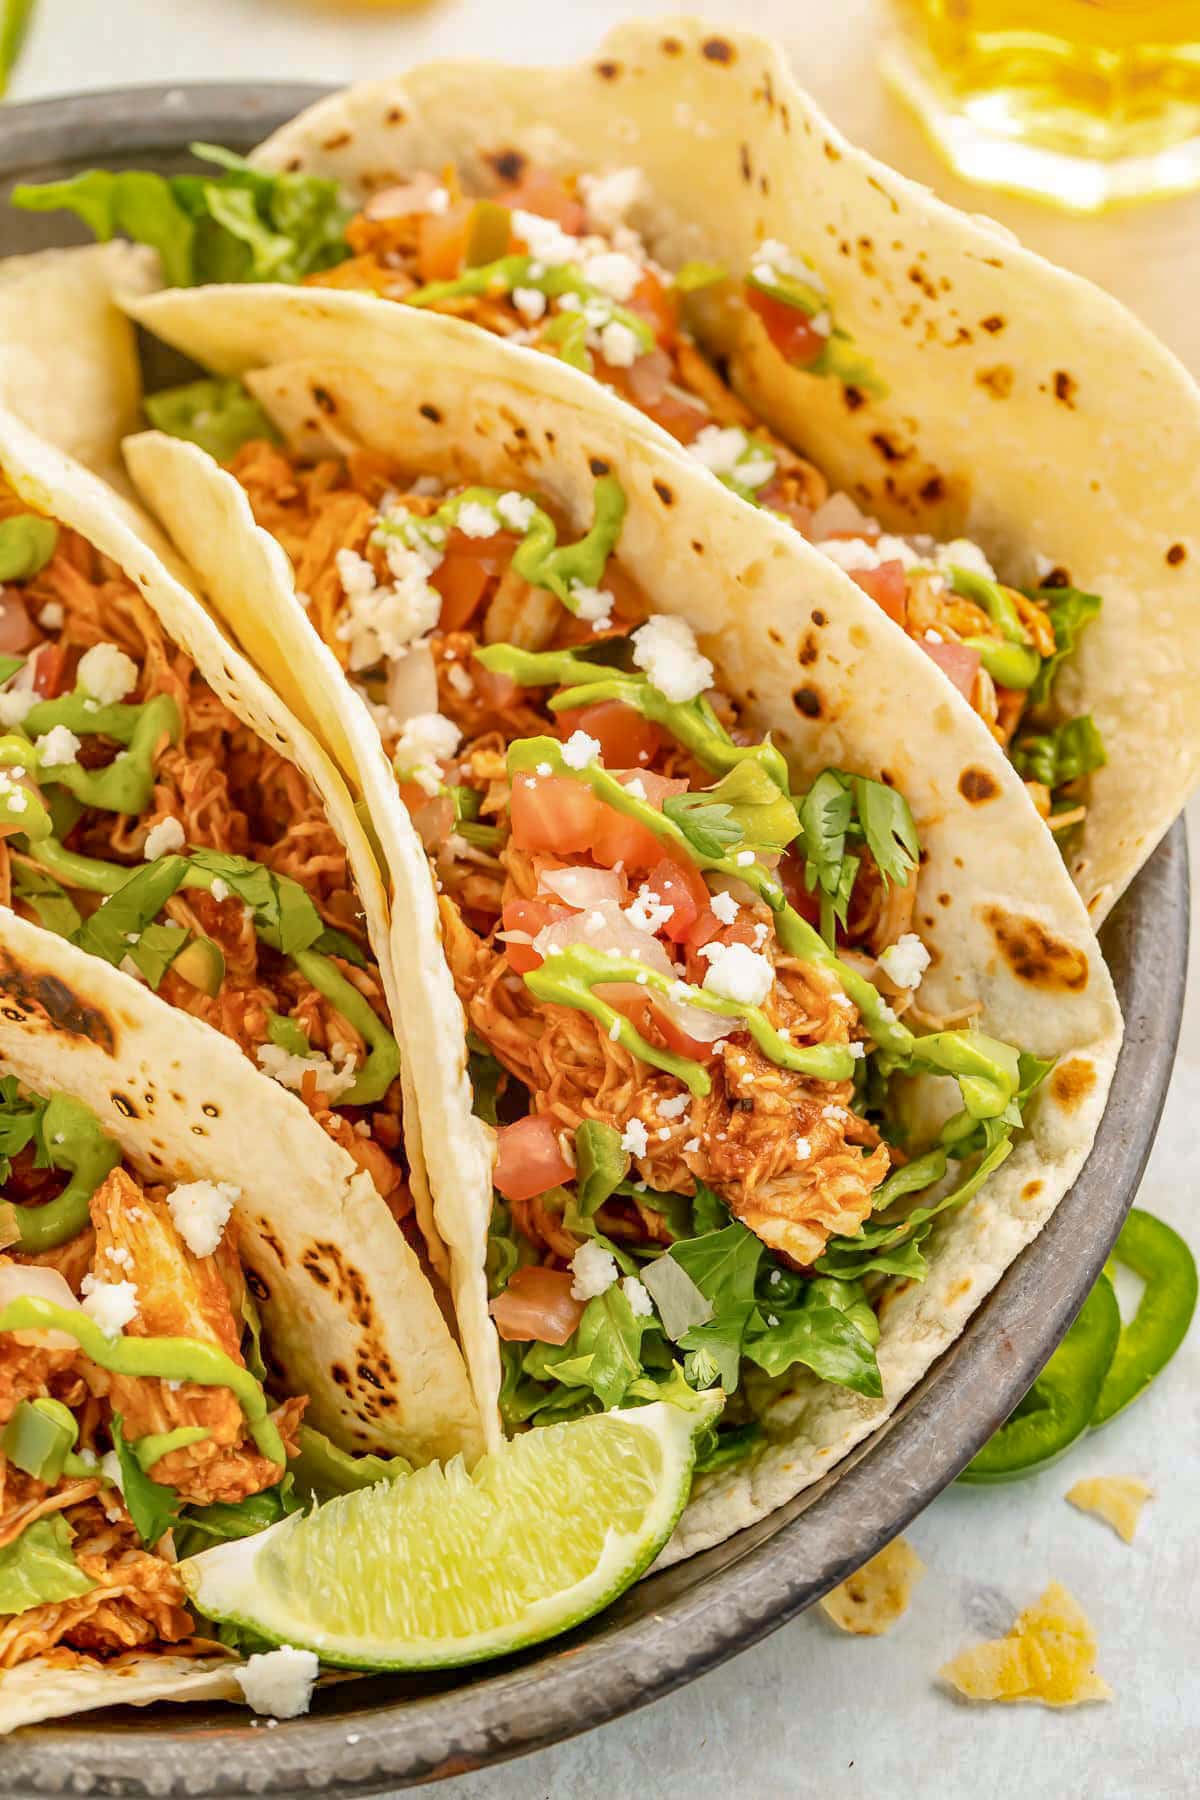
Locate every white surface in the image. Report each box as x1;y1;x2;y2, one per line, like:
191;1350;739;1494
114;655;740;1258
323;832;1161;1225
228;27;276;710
8;4;1200;1794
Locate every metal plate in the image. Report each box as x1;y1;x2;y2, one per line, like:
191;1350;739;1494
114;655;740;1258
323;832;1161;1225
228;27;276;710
0;84;1188;1797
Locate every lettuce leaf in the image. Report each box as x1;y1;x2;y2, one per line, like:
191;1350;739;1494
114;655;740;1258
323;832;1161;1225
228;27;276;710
0;1515;96;1614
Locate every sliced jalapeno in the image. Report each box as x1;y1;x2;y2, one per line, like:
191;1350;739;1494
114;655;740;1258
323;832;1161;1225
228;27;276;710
1092;1208;1197;1427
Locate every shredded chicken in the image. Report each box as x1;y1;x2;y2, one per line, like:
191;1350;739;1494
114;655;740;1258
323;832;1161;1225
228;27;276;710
82;1171;303;1506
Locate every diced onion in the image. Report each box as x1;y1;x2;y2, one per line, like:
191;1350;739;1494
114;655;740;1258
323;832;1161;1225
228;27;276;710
0;1264;82;1348
538;866;626;909
611;768;689;808
385;642;439;726
533;900;677;974
810;492;878;540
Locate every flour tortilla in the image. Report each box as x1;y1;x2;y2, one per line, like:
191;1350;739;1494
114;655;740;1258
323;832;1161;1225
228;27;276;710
216;14;1200;924
0;402;482;1468
0;242;156;488
118;294;1122;1558
0;1651;244;1736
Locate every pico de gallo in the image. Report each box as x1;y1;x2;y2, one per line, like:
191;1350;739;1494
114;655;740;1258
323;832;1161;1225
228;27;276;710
14;149;1104;830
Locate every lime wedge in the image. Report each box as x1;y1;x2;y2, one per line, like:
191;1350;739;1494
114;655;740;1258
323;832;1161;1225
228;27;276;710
181;1400;716;1669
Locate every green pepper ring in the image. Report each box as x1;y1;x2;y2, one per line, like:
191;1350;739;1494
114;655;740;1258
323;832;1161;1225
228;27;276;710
1093;1208;1198;1426
958;1272;1120;1483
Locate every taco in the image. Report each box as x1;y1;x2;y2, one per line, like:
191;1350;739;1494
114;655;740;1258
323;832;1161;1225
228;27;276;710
18;18;1200;918
0;403;483;1476
118;302;1122;1557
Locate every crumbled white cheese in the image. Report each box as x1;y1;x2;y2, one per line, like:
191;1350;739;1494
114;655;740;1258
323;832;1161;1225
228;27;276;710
735;850;756;868
393;711;462;796
256;1042;358;1103
620;1117;649;1157
0;689;36;728
623;775;647;800
166;1179;238;1258
622;1275;654;1318
512;286;548;323
455;502;501;540
335;541;441;673
77;642;137;705
235;1647;319;1720
513;208;578;268
795;1136;812;1160
570;1239;619;1302
37;602;63;630
105;1245;133;1272
582;250;642;302
753;237;827;296
211;878;230;904
569;582;614;629
848;1041;866;1060
143;816;186;860
683;1136;701;1154
561;729;601;771
445;661;473;698
497;491;537;533
630;614;713;704
80;1274;138;1337
936;538;996;581
878;932;932;990
688;424;776;492
597;319;640;368
657;1092;690;1119
35;724;80;768
816;535;919;574
709;889;740;926
580;166;646;233
624;885;674;934
699;940;774;1007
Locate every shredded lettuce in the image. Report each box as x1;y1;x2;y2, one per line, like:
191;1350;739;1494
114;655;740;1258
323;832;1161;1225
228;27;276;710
11;144;351;288
1027;585;1102;707
1013;714;1106;791
111;1416;182;1548
0;1514;95;1615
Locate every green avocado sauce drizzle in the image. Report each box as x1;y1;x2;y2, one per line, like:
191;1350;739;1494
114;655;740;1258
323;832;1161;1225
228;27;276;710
375;476;627;617
131;1425;211;1471
0;1298;286;1465
0;691;182;836
0;1092;123;1254
947;565;1042;691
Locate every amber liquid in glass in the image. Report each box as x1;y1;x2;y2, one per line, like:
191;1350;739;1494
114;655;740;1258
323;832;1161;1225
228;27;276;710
883;0;1200;208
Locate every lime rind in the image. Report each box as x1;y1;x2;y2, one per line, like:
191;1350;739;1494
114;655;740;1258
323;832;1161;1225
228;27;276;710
181;1399;717;1670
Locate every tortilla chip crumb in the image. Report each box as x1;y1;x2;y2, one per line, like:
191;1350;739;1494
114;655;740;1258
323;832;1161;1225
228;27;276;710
940;1581;1110;1707
819;1538;925;1636
1066;1476;1152;1543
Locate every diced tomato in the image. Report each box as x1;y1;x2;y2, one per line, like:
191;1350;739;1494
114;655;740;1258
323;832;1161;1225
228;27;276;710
642;387;712;446
646;856;710;944
778;847;822;926
431;528;518;631
590;803;664;873
625;272;677;348
745;285;826;367
493;1115;575;1204
31;641;70;698
490;1265;584;1344
471;658;523;714
510;773;600;856
500;169;584;233
849;559;908;626
500;897;573;974
682;909;762;983
416;199;475;281
919;638;981;701
556;700;662;769
608;986;722;1065
0;593;41;655
757;481;813;536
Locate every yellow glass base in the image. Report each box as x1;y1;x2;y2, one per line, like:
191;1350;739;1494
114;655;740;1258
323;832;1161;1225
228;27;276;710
882;41;1200;211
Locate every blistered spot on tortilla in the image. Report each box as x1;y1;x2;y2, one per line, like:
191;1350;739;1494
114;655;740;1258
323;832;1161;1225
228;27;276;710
691;539;705;555
977;365;1014;400
920;475;945;505
980;314;1006;333
1167;543;1187;566
799;632;819;666
823;141;841;162
1054;371;1078;406
384;106;405;126
1050;1058;1097;1111
871;432;909;464
111;1093;138;1119
793;685;822;718
1022;1180;1044;1201
959;767;999;803
588;455;610;478
419;403;442;424
849;623;869;650
739;143;752;183
908;263;938;302
246;1268;270;1303
947;1275;973;1304
258;1224;287;1269
486;148;526;183
983;907;1089;992
843;384;866;412
938;892;952;907
0;949;115;1051
660;34;684;55
321;131;352;152
767;628;783;647
311;385;336;415
201;1102;219;1118
811;608;827;626
653;479;675;506
702;36;734;62
595;59;621;80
